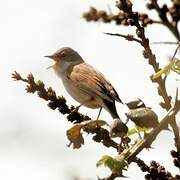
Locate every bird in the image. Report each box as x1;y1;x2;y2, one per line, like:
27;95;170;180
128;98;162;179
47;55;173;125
109;118;128;138
45;47;128;137
125;98;146;110
125;107;159;129
125;99;159;129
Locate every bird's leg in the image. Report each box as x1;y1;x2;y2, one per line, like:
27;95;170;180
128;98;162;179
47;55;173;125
117;139;122;154
135;127;142;139
137;131;142;139
96;107;102;120
73;104;82;112
125;117;129;124
118;137;124;154
73;98;92;112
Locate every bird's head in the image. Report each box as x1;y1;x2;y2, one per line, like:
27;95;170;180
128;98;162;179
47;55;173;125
126;98;146;109
45;47;84;73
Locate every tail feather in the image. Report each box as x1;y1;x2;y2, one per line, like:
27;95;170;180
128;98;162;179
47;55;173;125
103;99;119;119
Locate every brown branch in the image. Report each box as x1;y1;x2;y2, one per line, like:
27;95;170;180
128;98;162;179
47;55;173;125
12;71;119;150
151;20;164;24
148;0;180;41
151;41;179;45
83;7;163;27
85;0;180;159
106;90;180;180
115;91;180;169
101;97;180;180
127;106;180;163
104;32;142;44
115;0;172;109
171;41;180;61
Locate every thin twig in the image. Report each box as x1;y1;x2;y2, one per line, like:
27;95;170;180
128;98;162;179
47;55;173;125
171;41;180;61
151;20;164;24
150;0;180;41
104;32;142;44
151;42;179;45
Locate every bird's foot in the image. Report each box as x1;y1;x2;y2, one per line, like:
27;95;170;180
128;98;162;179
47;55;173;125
72;105;81;112
96;107;102;120
143;132;153;150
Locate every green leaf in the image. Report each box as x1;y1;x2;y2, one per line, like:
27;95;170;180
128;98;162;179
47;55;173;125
96;155;128;173
128;126;150;136
152;58;177;79
127;127;138;136
96;155;114;168
136;126;150;132
172;58;180;75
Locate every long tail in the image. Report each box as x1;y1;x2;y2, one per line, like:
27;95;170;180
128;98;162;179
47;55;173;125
103;99;119;119
103;99;128;137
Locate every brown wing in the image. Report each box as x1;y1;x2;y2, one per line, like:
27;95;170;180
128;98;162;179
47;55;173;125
69;63;122;103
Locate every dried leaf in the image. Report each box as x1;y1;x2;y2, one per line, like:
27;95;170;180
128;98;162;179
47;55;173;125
66;124;84;149
66;120;107;148
82;120;107;132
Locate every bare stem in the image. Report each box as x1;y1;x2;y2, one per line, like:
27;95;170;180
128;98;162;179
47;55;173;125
104;32;142;44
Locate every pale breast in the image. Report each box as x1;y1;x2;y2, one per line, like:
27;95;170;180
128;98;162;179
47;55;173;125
62;78;102;109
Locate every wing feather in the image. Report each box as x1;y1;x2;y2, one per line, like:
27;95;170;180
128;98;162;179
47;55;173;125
69;63;122;103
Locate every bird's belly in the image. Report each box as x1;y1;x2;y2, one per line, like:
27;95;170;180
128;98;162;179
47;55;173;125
62;80;102;109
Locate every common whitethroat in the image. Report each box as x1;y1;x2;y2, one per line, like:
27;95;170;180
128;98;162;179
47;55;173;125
45;47;128;137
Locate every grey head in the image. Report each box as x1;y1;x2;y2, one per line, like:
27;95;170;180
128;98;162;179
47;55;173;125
45;47;85;77
126;98;146;109
45;47;84;63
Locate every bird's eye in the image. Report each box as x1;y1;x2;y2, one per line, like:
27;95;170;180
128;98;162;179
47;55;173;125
61;51;66;57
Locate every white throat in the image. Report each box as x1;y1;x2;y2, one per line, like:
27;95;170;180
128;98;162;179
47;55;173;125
61;61;71;73
54;61;71;78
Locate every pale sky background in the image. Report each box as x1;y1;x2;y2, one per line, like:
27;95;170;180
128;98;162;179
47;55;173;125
0;0;180;179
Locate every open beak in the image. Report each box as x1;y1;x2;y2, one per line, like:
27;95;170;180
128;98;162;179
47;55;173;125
44;55;54;59
44;55;56;69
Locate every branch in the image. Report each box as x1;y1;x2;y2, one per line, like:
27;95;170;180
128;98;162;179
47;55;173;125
100;98;180;180
147;0;180;41
118;90;180;166
104;32;142;44
151;41;179;45
171;41;180;61
12;71;119;150
114;0;180;152
83;7;164;27
127;106;178;163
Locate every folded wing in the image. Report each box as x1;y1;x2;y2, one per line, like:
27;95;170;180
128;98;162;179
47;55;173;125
69;63;122;103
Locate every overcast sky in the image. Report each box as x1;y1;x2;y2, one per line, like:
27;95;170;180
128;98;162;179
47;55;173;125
0;0;179;179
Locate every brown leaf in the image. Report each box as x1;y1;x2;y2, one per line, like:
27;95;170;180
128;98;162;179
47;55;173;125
66;120;106;149
82;120;107;133
66;124;84;149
